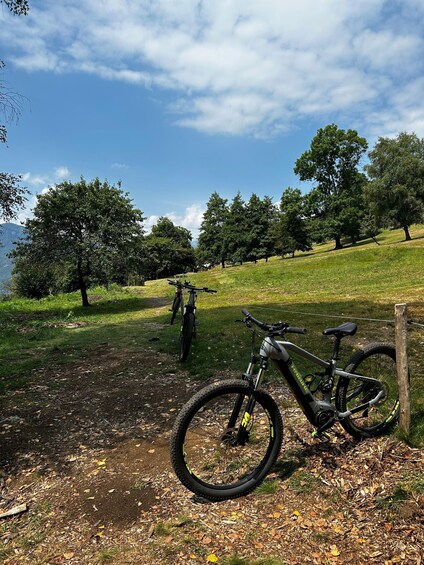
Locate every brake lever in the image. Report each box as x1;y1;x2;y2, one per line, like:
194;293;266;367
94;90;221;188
235;318;252;328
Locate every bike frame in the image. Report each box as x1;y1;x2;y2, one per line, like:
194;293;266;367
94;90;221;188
183;289;197;321
181;289;197;335
244;334;386;431
175;286;184;313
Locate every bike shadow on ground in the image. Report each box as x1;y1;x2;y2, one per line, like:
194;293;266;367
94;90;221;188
273;427;360;482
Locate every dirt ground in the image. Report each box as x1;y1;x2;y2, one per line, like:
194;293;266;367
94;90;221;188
0;346;423;564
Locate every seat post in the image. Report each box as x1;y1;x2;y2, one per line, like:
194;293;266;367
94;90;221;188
332;335;342;361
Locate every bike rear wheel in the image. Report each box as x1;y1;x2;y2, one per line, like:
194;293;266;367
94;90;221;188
336;343;399;438
170;295;181;325
170;380;283;501
180;312;194;361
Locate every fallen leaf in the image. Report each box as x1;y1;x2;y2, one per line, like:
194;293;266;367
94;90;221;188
63;553;74;560
330;545;340;556
206;554;219;563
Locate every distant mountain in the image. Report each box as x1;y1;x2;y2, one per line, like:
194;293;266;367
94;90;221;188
0;223;26;291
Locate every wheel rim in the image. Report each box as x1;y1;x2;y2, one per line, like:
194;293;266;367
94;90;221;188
345;351;399;431
180;390;275;489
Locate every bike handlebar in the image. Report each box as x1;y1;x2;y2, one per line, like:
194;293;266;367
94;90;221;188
168;280;217;293
241;309;307;335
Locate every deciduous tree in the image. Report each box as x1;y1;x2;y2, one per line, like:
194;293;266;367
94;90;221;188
12;178;144;306
295;124;368;249
365;132;424;241
142;217;196;279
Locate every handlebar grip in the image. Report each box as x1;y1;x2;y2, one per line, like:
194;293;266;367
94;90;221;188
286;326;307;335
242;308;250;317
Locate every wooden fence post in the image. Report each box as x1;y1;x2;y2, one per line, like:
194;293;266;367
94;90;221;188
394;303;410;436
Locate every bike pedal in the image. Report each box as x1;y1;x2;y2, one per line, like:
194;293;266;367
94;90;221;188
311;430;330;443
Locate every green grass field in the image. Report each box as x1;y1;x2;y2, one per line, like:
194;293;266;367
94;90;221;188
1;226;423;445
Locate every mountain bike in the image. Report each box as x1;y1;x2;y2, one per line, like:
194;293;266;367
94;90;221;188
170;309;400;501
168;280;185;325
168;280;217;362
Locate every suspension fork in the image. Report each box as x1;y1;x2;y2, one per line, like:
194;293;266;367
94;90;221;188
230;357;268;445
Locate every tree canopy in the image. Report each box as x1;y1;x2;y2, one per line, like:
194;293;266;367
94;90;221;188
294;124;368;248
273;187;312;258
12;178;144;306
365;132;424;241
143;216;195;279
197;192;228;267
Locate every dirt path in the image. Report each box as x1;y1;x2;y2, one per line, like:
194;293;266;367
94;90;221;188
0;348;423;564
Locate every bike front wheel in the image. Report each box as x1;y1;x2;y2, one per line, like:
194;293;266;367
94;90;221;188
170;379;283;501
170;296;181;325
180;312;194;361
336;343;400;438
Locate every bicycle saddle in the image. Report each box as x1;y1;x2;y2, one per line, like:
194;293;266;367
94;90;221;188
322;322;357;337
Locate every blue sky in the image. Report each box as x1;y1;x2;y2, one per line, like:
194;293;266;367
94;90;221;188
1;0;424;238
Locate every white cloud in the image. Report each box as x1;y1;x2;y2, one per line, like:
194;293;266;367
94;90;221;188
17;166;72;222
1;0;424;137
111;162;129;170
54;166;70;179
146;203;205;239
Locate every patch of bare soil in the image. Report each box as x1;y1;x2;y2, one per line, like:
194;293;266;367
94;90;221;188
0;348;423;564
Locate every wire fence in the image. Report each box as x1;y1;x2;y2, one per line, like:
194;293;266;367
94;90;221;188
253;305;424;328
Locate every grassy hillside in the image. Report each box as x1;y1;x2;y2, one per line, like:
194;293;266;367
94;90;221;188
1;225;423;445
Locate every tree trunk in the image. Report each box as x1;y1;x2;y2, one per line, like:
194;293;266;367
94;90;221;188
403;225;412;241
372;236;381;246
334;236;343;249
77;259;90;307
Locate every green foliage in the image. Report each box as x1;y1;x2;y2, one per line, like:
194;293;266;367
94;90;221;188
142;216;195;279
365;132;424;240
1;0;29;15
224;192;249;264
142;232;195;279
198;191;228;267
12;256;77;299
256;479;279;494
245;194;277;262
273;187;311;257
11;177;144;306
295;124;368;248
0;173;28;221
151;216;193;249
198;191;277;266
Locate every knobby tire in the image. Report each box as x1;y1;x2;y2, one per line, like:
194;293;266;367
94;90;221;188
180;312;194;361
170;379;283;501
336;343;400;438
